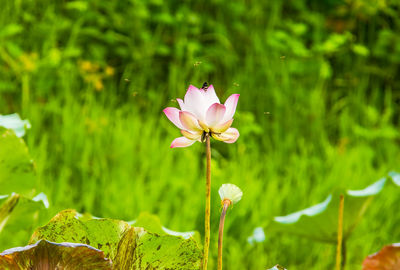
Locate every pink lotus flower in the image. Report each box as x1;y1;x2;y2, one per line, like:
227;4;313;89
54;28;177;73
163;84;240;148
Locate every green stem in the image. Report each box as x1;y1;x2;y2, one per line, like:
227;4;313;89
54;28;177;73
22;74;30;117
203;134;211;270
218;201;229;270
341;239;347;270
336;195;344;270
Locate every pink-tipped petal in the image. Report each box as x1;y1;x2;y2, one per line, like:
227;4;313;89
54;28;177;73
222;94;240;122
211;127;239;143
163;107;184;129
176;98;186;111
202;85;220;106
184;85;208;120
179;111;202;132
211;119;233;133
206;103;226;127
181;129;202;140
170;137;196;148
222;128;240;143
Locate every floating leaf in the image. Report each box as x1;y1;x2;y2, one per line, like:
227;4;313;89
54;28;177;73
247;227;266;244
0;193;49;251
269;174;399;243
0;114;31;137
0;240;112;269
388;171;400;186
31;210;203;269
362;243;400;270
0;128;36;196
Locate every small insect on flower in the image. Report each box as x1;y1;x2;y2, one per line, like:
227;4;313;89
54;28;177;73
201;82;209;91
219;183;243;206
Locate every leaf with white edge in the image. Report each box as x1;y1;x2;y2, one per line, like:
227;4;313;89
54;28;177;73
162;226;196;240
362;243;400;270
274;195;332;224
0;114;31;138
388;171;400;186
0;128;36;196
0;240;112;269
346;178;386;196
269;174;399;243
132;212;199;241
0;193;49;251
32;193;50;209
31;210;203;269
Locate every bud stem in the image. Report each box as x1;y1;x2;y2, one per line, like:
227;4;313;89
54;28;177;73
218;201;230;270
336;194;344;270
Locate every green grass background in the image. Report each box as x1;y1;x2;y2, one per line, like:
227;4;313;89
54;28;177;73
1;0;400;269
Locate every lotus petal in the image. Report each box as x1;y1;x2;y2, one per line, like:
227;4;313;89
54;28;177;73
170;137;196;148
211;119;233;133
176;98;186;111
201;85;220;107
181;130;202;140
163;107;184;129
212;127;239;143
222;94;240;122
206;103;226;127
183;85;208;120
179;111;202;131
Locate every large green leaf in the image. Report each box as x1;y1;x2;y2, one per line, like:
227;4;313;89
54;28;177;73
31;210;202;269
130;212;201;243
0;193;49;251
30;209;130;260
0;240;112;269
269;173;400;243
0;128;36;196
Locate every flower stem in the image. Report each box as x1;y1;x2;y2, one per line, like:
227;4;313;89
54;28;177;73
218;201;230;270
203;133;211;270
336;194;344;270
22;74;30;117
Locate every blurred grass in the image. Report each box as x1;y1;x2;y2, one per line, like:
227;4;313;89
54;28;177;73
1;0;400;269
